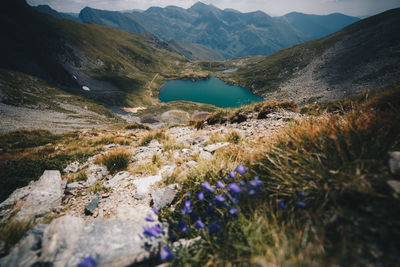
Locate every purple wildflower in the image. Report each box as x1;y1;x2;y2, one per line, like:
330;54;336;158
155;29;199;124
278;200;285;209
213;194;226;203
216;180;226;189
187;191;191;198
223;176;229;181
152;207;158;215
201;181;215;193
160;246;173;261
145;214;154;222
229;208;239;216
229;171;236;179
194;219;205;229
231;196;239;204
208;223;222;234
178;219;187;232
168;232;178;242
250;177;262;187
298;192;306;199
181;200;193;215
296;201;306;208
228;183;242;194
238;181;246;186
143;225;161;238
77;256;97;267
235;164;247;175
197;191;205;201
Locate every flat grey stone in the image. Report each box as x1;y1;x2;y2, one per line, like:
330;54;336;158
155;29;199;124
389;151;400;176
152;184;179;209
84;195;99;215
203;142;230;153
64;161;80;173
199;150;213;160
0;215;165;267
66;182;82;190
104;171;131;189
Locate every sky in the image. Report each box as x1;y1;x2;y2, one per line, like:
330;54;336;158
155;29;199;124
26;0;400;17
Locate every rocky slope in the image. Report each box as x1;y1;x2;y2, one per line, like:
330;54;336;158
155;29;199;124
0;107;300;266
220;8;400;103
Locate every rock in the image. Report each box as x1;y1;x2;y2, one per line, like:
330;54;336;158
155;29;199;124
199;150;213;160
0;215;164;266
64;162;80;173
132;175;162;197
104;171;131;189
103;144;116;149
66;182;82;190
152;184;179;209
389;151;400;176
187;160;198;167
132;193;147;200
190;136;207;145
203;142;230;153
148;139;162;149
85;195;99;216
387;180;400;193
230;113;247;124
1;170;64;221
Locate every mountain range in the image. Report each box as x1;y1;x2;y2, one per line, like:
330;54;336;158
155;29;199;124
34;2;360;60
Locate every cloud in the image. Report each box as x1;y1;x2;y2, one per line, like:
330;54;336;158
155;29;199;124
27;0;400;16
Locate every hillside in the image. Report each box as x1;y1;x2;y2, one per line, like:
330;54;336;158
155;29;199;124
278;12;360;40
78;2;359;59
168;40;225;61
34;5;82;23
218;8;400;103
1;0;222;132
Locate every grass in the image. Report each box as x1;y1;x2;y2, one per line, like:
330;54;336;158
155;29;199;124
89;182;112;194
97;149;131;174
125;122;150;130
131;154;162;175
138;130;167;147
161;86;400;266
0;217;35;256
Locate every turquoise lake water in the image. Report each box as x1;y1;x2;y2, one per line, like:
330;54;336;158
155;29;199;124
159;77;263;108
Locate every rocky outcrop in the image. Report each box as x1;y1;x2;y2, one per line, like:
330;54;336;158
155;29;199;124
0;215;165;267
0;170;64;221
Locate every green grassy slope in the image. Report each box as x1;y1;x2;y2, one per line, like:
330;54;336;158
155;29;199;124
0;0;188;107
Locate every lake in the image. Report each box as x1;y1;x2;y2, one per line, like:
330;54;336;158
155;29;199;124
159;77;263;108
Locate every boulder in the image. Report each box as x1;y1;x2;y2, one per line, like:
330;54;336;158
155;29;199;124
66;182;82;190
199;151;213;160
0;215;164;267
0;171;64;221
387;180;400;193
152;184;179;209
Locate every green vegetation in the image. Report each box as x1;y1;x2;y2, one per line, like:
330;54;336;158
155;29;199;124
125;122;150;130
97;150;131;174
138;130;167;147
0;218;35;256
161;86;400;266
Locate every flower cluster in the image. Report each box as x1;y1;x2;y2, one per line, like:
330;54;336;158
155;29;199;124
168;164;263;238
77;255;97;267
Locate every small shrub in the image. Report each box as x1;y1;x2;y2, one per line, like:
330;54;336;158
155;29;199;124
0;218;35;256
89;182;111;194
188;120;205;130
98;150;131;174
138;130;166;147
125;122;150;130
76;171;88;181
227;131;242;144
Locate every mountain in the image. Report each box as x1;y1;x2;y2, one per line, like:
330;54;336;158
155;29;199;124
0;0;188;109
219;8;400;103
78;2;359;59
167;40;225;61
278;12;360;40
34;5;82;23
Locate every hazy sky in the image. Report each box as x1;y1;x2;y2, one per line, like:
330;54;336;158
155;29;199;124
27;0;400;16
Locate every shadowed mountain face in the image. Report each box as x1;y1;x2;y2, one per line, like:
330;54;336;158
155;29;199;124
77;2;360;59
0;0;186;106
34;5;82;23
221;8;400;103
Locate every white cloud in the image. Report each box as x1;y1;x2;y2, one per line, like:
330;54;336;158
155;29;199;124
27;0;400;16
